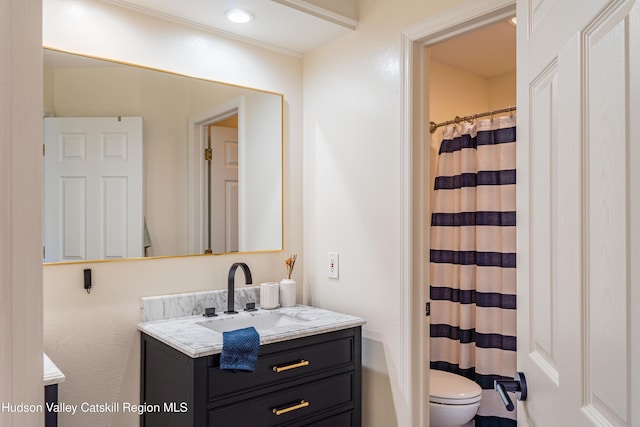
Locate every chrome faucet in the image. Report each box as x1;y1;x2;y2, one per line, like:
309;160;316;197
225;262;253;314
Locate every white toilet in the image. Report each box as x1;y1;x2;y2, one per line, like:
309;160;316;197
430;369;482;427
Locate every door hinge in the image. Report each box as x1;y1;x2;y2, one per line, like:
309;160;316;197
204;148;212;161
43;246;45;259
43;144;45;156
425;302;430;316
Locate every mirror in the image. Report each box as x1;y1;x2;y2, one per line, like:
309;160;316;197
43;48;283;263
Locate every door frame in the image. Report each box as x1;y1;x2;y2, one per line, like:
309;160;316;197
399;0;516;424
187;97;243;254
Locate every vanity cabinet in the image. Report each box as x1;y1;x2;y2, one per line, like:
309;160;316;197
45;384;58;427
140;327;361;426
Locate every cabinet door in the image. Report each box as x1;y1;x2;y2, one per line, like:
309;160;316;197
141;335;208;427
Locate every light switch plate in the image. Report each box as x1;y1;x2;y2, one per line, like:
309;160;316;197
328;251;339;279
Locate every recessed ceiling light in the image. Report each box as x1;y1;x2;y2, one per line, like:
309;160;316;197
510;16;517;26
225;9;254;24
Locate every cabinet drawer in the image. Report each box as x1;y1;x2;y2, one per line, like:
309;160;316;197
208;372;354;426
303;410;353;426
208;335;354;400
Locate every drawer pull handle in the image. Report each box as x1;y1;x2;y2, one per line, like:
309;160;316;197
272;400;310;416
272;359;310;373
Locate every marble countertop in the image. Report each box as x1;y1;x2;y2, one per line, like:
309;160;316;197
43;353;65;386
138;304;365;358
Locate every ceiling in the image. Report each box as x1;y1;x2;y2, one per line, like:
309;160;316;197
429;20;516;78
99;0;358;57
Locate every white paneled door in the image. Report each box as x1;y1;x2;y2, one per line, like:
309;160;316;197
517;0;639;425
44;117;143;262
209;125;239;253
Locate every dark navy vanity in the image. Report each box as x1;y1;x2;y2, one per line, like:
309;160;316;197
140;326;361;426
138;291;364;427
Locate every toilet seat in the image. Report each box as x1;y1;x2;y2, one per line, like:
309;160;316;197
430;369;482;405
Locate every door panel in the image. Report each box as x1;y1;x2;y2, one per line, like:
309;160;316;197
61;177;87;259
44;117;143;262
102;177;128;258
583;2;635;423
209;126;239;253
529;60;560;384
518;0;639;425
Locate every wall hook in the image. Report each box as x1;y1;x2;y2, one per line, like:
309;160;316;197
84;268;92;294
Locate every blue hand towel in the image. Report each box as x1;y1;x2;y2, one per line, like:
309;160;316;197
220;326;260;372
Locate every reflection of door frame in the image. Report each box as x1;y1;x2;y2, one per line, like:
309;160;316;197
188;96;244;254
399;1;515;425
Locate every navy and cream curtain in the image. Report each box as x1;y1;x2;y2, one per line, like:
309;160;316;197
430;115;517;426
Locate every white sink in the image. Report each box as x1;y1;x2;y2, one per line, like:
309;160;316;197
197;311;309;334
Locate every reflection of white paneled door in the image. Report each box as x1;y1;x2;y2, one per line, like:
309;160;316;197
209;126;238;253
44;117;143;262
518;0;639;425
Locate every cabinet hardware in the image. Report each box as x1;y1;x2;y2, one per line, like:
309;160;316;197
272;400;309;416
272;359;309;373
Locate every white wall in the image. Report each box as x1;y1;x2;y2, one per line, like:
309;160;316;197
0;0;44;425
242;90;283;252
428;60;516;125
429;59;492;124
42;1;302;426
428;59;516;207
302;1;468;425
488;71;517;111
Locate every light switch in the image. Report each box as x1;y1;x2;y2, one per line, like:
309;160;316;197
328;251;339;279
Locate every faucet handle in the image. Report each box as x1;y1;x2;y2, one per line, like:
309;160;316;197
203;307;218;317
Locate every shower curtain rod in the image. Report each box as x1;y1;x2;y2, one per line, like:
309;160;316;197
429;106;516;134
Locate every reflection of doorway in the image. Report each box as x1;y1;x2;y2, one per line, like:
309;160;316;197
187;97;242;255
207;120;239;253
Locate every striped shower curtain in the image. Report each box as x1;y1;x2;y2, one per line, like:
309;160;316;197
430;115;517;426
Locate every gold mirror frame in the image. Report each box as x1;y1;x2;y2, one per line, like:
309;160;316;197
43;48;284;265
